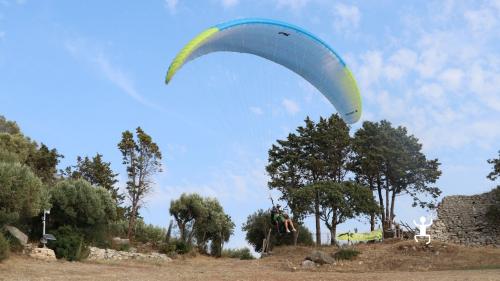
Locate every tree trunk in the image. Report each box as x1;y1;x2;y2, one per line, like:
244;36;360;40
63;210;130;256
127;206;137;239
390;190;396;225
385;187;390;228
370;213;376;231
330;220;337;246
315;190;321;245
376;177;385;231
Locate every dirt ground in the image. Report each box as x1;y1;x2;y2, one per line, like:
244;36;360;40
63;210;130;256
1;241;500;281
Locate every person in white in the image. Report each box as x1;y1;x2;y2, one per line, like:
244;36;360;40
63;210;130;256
413;216;433;244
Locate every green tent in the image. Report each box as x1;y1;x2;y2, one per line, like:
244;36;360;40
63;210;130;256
337;229;382;241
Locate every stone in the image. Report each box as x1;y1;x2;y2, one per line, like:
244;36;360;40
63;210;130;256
111;237;130;246
4;225;28;245
87;247;172;262
29;247;56;261
301;260;316;268
305;250;335;265
427;190;499;246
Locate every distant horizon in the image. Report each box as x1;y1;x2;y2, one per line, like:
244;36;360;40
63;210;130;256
1;0;499;249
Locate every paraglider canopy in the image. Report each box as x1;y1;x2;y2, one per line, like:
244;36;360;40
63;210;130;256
166;18;362;124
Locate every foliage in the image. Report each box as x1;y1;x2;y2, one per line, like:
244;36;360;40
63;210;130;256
351;120;441;230
0;162;48;227
49;179;116;242
0;115;61;184
133;220;167;246
242;209;313;252
0;232;9;262
333;248;360;261
266;114;351;245
48;225;88;261
173;239;191;254
292;181;379;244
487;151;500;181
170;193;235;256
62;154;124;218
221;247;255;260
118;127;162;239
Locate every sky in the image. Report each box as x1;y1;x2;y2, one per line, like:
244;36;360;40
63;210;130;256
0;0;499;248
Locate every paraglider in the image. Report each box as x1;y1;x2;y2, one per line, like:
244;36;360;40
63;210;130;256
166;18;362;124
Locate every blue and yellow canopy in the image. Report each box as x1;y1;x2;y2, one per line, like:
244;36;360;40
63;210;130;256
166;18;362;124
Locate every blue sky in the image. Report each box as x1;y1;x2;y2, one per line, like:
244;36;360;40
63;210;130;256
1;0;499;248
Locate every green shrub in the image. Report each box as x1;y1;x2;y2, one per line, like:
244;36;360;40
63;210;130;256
173;239;191;254
133;220;166;246
108;219;166;247
158;242;176;255
48;226;88;261
333;248;360;261
0;232;10;262
221;247;255;260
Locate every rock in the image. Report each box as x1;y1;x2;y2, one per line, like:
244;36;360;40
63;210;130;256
301;260;316;268
29;247;56;261
4;225;28;245
112;237;130;246
305;250;335;265
86;247;171;262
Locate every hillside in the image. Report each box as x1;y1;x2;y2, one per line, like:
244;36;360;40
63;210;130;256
1;240;499;281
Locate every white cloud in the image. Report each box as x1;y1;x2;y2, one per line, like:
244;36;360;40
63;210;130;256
249;106;264;115
464;7;497;32
65;39;161;110
352;1;500;152
333;3;361;30
221;0;239;8
0;31;5;40
164;0;178;14
282;98;300;115
275;0;311;10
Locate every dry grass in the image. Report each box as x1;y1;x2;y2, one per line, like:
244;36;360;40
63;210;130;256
1;240;499;281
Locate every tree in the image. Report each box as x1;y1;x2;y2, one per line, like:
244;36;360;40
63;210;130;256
118;127;162;239
0;115;62;183
169;193;205;243
49;179;116;241
487;151;500;181
63;154;124;219
169;193;235;256
242;209;313;252
292;181;379;245
0;162;48;227
266;114;351;245
352;120;442;231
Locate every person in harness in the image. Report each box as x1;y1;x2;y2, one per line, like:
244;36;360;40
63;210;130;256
271;204;296;233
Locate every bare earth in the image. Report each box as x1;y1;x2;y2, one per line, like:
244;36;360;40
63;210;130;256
1;241;500;281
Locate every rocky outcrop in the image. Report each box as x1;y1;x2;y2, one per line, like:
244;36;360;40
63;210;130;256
29;247;56;261
4;225;28;245
87;247;172;262
305;250;335;265
428;191;499;246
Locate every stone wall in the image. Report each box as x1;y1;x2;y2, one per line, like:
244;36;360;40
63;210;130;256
428;191;499;246
87;247;172;262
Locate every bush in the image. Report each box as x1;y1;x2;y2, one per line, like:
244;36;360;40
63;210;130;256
0;232;9;262
173;239;191;254
333;248;360;261
133;220;166;246
49;179;117;244
48;226;88;261
221;247;255;260
0;162;46;227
